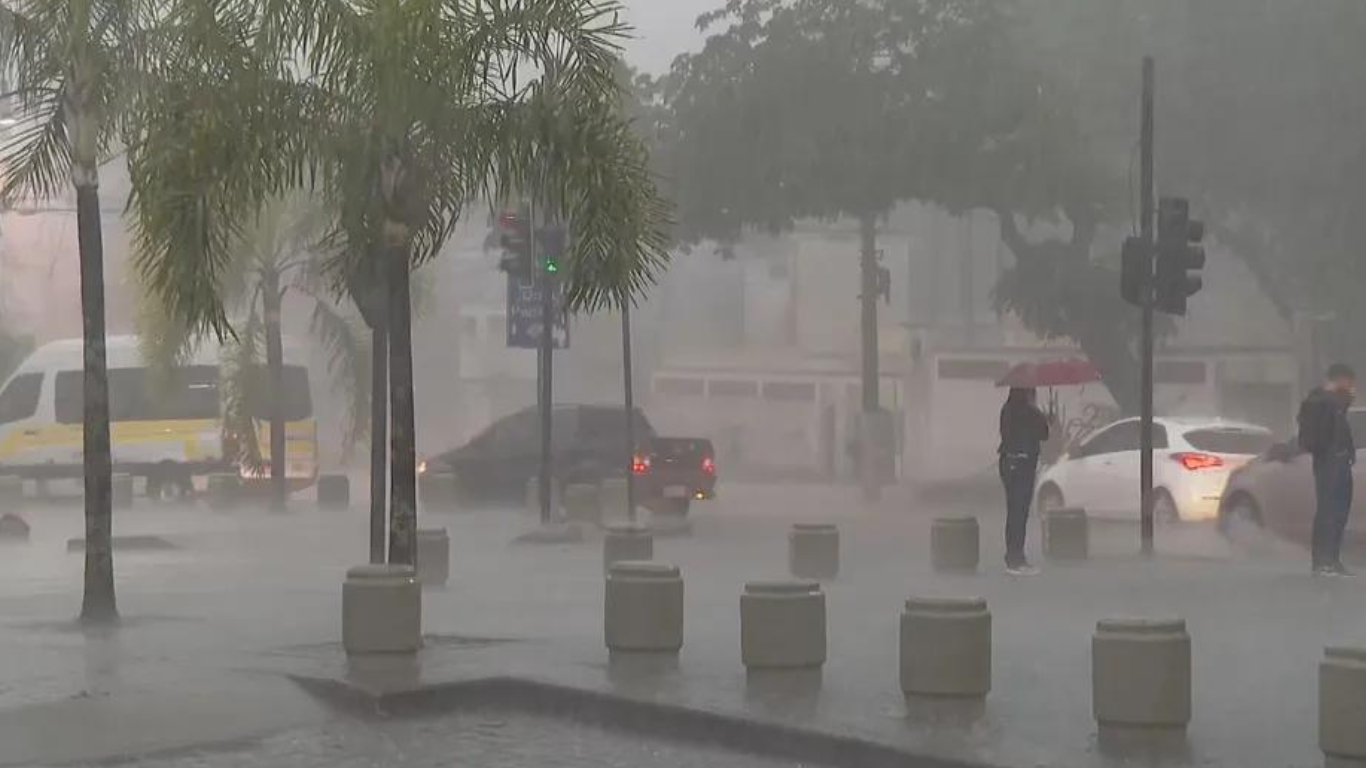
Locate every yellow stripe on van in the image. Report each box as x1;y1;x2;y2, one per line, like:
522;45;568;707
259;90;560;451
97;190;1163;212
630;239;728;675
0;418;317;464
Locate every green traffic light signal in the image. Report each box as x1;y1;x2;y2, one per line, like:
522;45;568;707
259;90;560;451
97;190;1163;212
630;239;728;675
545;259;559;274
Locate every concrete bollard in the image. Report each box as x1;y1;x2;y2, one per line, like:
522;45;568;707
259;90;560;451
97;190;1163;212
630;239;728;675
900;596;991;698
525;477;561;517
1321;646;1366;766
931;517;980;572
1044;507;1089;562
563;483;603;525
603;523;653;572
741;581;827;670
343;564;421;655
317;474;350;509
112;474;134;509
1093;617;1191;730
604;561;683;653
789;523;839;580
0;513;29;541
416;528;450;588
0;475;23;505
600;478;629;520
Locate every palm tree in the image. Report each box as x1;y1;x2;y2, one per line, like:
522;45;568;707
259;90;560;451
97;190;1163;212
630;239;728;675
128;0;670;566
138;196;370;512
0;0;156;624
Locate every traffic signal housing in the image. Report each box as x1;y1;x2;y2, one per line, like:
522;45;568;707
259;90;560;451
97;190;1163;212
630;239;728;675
496;207;532;275
1154;197;1205;316
537;224;566;276
1120;235;1151;307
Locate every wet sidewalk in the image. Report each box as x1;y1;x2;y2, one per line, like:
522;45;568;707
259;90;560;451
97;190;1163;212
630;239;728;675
1;483;1363;767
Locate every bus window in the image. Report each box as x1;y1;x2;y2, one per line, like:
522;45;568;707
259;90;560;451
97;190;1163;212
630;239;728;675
55;367;223;424
248;366;312;421
0;373;42;424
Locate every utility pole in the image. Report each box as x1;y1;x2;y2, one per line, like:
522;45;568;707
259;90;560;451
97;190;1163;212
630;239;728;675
621;301;637;522
1139;56;1156;557
858;213;881;502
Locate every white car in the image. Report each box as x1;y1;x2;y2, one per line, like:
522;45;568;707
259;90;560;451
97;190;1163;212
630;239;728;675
1035;417;1275;522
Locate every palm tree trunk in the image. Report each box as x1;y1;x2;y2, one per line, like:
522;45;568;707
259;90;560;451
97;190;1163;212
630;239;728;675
262;270;288;512
369;323;387;564
74;169;117;624
386;239;417;565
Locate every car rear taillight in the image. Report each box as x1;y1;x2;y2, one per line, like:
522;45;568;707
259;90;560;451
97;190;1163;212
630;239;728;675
1173;452;1224;471
701;455;715;475
632;455;651;475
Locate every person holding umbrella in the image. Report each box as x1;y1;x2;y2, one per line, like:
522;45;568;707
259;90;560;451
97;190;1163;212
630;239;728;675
999;386;1050;575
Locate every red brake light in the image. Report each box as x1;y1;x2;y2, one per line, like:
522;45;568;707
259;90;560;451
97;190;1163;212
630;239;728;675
632;455;651;475
701;455;715;474
1173;452;1223;471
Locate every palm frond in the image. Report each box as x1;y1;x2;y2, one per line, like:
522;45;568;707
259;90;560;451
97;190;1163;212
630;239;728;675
0;86;71;203
219;311;266;473
308;299;370;460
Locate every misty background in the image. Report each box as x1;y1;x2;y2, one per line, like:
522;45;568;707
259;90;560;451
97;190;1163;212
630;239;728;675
0;0;1355;488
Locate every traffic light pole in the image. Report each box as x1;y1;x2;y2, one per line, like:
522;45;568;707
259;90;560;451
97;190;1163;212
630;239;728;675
533;201;554;526
1139;56;1156;557
621;301;637;523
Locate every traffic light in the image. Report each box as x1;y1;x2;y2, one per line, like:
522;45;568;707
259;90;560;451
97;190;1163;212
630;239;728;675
538;224;566;276
1154;197;1205;316
1120;235;1151;307
496;207;532;275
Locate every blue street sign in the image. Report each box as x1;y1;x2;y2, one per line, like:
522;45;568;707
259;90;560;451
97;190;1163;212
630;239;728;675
506;275;569;349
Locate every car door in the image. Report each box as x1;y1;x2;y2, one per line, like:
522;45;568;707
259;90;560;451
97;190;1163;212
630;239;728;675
1055;422;1125;514
1103;422;1165;519
0;372;46;470
1074;420;1142;518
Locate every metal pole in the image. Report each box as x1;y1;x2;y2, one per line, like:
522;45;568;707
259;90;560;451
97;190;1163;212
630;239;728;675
622;301;637;522
531;198;553;526
1139;56;1156;557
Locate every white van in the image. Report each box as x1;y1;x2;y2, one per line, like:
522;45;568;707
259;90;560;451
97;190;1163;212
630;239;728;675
0;335;318;497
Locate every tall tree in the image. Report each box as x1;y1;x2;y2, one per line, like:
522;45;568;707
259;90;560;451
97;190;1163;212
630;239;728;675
0;0;155;624
128;0;670;564
657;0;1009;494
1015;0;1366;369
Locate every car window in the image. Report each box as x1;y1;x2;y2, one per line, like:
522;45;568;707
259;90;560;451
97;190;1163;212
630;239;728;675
493;411;538;452
1080;421;1142;457
577;407;657;444
0;373;42;425
1183;428;1273;455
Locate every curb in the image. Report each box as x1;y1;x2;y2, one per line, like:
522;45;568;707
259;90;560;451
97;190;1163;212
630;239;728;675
290;674;990;768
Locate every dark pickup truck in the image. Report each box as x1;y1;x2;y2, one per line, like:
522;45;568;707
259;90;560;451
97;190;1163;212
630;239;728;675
422;404;715;516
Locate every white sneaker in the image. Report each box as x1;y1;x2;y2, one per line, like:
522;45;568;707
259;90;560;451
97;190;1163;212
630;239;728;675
1006;562;1040;576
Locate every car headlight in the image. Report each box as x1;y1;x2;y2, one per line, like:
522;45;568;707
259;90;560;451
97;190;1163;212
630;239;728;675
418;460;428;475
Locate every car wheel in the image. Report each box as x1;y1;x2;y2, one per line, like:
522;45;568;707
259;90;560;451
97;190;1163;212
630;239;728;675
1035;484;1064;514
1218;494;1263;540
1153;489;1181;524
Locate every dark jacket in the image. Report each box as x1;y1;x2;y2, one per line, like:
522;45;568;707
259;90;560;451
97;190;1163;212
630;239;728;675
999;400;1050;458
1298;387;1355;460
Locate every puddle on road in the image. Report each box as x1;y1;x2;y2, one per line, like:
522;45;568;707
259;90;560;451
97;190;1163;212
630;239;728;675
75;711;808;768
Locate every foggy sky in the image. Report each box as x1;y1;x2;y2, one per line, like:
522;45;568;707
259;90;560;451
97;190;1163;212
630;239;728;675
618;0;713;73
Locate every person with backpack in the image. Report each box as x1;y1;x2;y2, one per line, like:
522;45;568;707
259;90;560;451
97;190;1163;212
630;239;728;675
1298;363;1357;577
